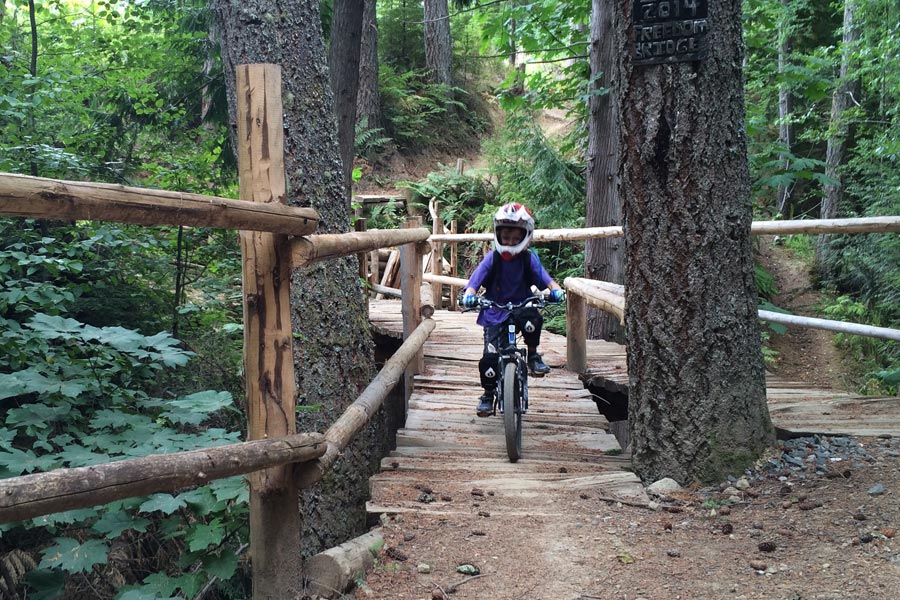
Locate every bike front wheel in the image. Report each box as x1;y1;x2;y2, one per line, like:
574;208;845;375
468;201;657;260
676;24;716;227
502;361;522;462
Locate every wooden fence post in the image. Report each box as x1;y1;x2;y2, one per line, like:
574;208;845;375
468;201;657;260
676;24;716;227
566;291;587;373
236;63;301;598
356;218;368;310
400;216;424;409
448;219;459;311
431;205;443;310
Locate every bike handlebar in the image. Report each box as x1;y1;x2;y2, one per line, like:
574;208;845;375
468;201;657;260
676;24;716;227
461;294;562;313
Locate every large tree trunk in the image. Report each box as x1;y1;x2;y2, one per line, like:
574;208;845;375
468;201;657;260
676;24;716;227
615;0;774;484
329;0;365;198
356;0;382;132
819;0;861;264
213;0;380;582
585;0;624;343
423;0;452;88
775;0;794;216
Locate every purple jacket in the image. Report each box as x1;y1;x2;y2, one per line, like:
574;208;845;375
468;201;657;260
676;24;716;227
466;251;552;326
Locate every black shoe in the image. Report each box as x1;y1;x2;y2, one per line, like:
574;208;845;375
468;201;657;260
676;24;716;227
476;392;494;417
528;352;550;376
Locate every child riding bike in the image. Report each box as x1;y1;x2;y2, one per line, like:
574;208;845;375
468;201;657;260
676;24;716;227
461;203;564;417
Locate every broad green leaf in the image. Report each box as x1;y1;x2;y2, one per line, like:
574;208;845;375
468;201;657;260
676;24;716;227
162;390;233;420
39;537;109;573
0;428;16;448
31;508;98;528
0;447;60;474
187;519;225;552
0;370;87;401
116;589;179;600
176;487;219;516
202;550;239;580
92;510;151;537
209;476;249;504
24;569;67;600
139;494;187;515
58;444;111;467
90;409;154;431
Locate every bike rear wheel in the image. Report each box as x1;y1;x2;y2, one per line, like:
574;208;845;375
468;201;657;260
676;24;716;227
502;361;522;462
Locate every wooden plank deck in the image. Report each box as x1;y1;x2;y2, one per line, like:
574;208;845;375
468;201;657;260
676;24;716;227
367;300;647;516
367;299;900;516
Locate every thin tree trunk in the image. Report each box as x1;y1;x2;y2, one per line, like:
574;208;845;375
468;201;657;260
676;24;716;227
356;0;381;132
423;0;452;88
329;0;365;199
585;0;623;343
615;0;774;484
776;0;794;217
819;0;861;264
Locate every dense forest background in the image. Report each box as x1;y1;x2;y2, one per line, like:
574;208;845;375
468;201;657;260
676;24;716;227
0;0;898;598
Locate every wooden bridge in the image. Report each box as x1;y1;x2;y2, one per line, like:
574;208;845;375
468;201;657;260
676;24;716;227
365;298;900;523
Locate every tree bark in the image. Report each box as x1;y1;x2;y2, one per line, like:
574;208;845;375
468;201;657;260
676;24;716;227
423;0;452;88
819;0;861;264
356;0;382;132
213;0;380;576
329;0;365;197
615;0;774;484
585;0;624;343
775;0;794;216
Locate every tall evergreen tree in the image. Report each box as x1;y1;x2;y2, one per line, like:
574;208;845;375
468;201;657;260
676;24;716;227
212;0;377;593
615;0;775;483
585;0;624;343
423;0;452;87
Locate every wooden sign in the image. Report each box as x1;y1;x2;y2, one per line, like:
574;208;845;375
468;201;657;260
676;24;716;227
633;0;709;65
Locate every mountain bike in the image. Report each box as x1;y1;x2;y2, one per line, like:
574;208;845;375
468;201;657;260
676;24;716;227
463;294;562;462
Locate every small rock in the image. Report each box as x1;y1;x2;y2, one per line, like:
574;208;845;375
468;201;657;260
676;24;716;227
868;483;885;496
776;528;793;538
719;506;732;516
853;512;868;521
580;493;590;499
470;530;486;536
403;532;416;542
648;478;683;495
721;523;734;535
751;522;764;530
758;541;777;553
859;533;874;544
722;486;740;496
648;500;660;511
798;501;818;511
781;501;793;509
417;563;431;574
471;488;485;497
417;492;435;503
735;477;751;490
478;510;490;517
441;495;452;502
667;550;681;557
457;564;480;575
749;560;768;571
559;467;568;473
431;589;444;600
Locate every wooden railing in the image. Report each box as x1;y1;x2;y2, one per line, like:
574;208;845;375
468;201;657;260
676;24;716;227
0;64;437;599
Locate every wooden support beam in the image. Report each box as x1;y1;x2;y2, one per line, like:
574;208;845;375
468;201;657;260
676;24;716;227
296;318;435;488
235;64;300;598
290;227;430;267
564;277;625;325
566;292;587;373
449;219;459;311
426;217;900;244
758;310;900;342
0;433;325;525
423;273;468;287
400;216;425;407
431;206;444;310
0;172;318;235
750;216;900;235
303;528;384;598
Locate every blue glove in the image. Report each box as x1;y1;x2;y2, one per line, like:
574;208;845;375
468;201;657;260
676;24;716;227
462;293;478;308
550;289;565;303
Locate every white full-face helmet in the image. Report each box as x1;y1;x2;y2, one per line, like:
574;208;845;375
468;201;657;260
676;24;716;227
493;202;535;260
